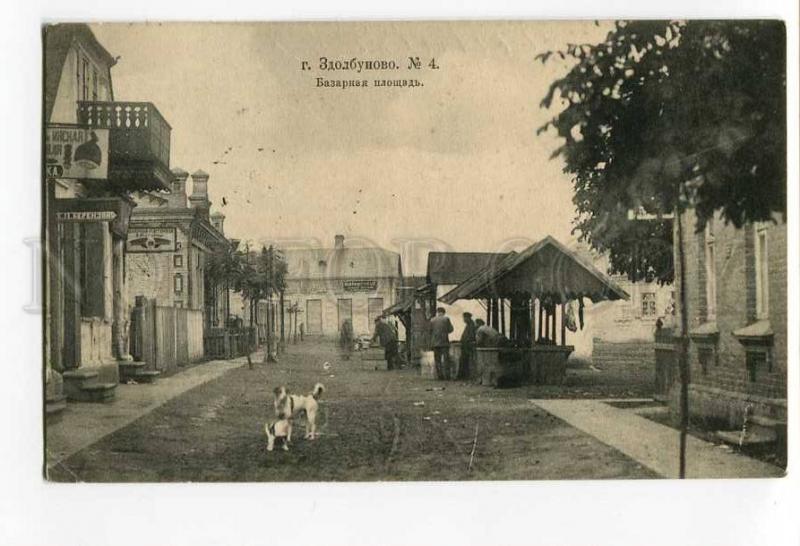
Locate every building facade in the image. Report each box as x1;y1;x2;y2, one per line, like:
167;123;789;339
44;24;173;406
126;168;228;318
673;210;787;426
569;241;675;343
282;235;402;337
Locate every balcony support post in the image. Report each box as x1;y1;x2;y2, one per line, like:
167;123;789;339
112;234;132;361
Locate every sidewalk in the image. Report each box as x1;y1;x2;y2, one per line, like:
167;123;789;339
530;399;784;478
46;354;253;472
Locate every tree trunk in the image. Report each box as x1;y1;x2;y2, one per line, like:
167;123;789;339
225;280;230;329
675;203;690;479
279;290;286;353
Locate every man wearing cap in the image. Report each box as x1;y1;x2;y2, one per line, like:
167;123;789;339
430;307;454;379
371;316;399;370
458;312;477;379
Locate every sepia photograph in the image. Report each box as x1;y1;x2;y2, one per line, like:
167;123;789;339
41;19;788;485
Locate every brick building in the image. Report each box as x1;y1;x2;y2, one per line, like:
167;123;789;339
126;168;229;320
282;235;402;337
673;210;787;426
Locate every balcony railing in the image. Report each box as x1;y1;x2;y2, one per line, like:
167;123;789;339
77;101;172;190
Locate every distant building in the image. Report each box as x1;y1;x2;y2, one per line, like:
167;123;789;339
281;235;402;337
570;242;675;343
674;211;786;426
572;243;675;342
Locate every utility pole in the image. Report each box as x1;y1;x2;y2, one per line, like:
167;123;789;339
629;199;688;478
674;198;690;479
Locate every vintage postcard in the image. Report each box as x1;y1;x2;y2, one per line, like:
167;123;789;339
42;20;787;482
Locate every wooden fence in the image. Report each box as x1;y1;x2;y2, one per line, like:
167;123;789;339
203;327;256;360
130;297;205;375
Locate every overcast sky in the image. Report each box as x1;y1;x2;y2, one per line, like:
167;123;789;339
91;21;609;274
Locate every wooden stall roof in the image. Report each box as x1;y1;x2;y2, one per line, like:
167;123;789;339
438;236;629;305
384;276;429;317
383;298;413;317
426;251;509;285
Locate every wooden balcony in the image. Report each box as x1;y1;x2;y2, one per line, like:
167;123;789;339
77;101;172;191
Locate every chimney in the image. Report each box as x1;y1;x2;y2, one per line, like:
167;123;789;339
168;167;189;208
210;211;225;235
189;169;211;221
334;234;345;249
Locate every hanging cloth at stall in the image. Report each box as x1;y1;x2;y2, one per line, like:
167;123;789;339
565;300;578;332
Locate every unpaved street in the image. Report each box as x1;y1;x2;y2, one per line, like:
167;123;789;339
48;340;657;482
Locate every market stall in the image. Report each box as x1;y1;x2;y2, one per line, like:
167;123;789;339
439;236;629;386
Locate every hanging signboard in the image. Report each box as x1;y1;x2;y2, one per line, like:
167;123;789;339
126;228;178;253
56;211;117;222
343;279;378;292
45;125;109;180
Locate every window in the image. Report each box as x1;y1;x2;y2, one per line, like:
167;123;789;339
174;301;183;309
704;221;717;321
368;297;384;326
697;347;714;376
91;68;98;100
641;292;657;318
745;351;770;383
174;254;183;268
337;299;352;331
755;225;769;319
174;273;183;294
79;56;91;101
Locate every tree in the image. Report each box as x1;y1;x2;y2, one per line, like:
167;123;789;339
257;245;287;362
538;20;786;478
538;20;786;284
205;242;244;328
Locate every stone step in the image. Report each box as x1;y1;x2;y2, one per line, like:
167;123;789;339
45;394;67;417
67;382;116;403
716;428;776;447
62;368;99;388
122;370;160;384
119;361;147;372
749;415;787;429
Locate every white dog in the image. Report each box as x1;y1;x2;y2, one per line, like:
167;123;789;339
273;383;325;441
264;419;291;451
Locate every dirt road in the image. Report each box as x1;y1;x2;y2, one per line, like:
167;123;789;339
49;340;658;482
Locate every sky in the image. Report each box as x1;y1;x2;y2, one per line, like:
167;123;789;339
91;21;610;274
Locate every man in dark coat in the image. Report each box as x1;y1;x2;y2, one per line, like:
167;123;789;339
459;312;476;379
475;318;504;347
430;307;454;379
371;316;399;370
339;319;354;360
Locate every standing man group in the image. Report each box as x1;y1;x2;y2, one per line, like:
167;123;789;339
430;307;454;379
372;316;399;370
